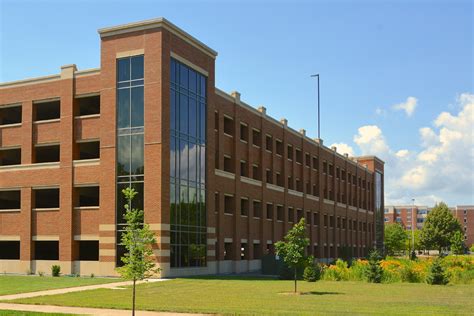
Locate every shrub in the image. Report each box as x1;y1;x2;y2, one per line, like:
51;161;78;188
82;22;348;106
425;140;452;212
303;264;321;282
400;264;422;283
51;265;61;277
426;259;448;285
90;273;95;278
38;271;45;277
365;250;383;283
470;244;474;253
348;260;367;281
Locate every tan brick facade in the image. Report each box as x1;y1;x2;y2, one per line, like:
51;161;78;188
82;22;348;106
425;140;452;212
0;18;384;277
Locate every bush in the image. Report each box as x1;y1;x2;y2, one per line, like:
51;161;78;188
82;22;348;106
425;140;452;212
51;265;61;277
400;265;422;283
365;250;383;283
38;271;45;277
470;244;474;253
303;264;321;282
426;259;448;285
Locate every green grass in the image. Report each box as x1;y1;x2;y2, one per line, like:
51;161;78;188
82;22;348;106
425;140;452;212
0;275;121;296
8;276;474;315
0;311;75;316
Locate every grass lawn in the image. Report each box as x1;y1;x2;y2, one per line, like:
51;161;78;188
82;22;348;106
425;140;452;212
7;276;474;315
0;275;121;296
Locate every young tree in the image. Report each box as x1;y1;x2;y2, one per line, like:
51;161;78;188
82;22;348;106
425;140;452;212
420;202;462;254
365;249;383;283
426;258;449;285
384;223;407;255
275;218;309;293
450;230;465;255
116;187;160;316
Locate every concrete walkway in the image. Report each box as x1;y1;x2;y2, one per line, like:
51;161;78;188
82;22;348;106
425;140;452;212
0;279;166;301
0;303;209;315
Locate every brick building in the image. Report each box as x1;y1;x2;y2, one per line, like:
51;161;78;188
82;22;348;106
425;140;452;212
0;18;385;277
385;205;474;248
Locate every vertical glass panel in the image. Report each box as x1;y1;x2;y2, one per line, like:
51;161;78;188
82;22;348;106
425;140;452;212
170;136;176;179
131;56;144;80
131;182;144;210
188;143;197;183
171;59;177;84
200;76;206;97
131;134;144;175
200;146;206;184
170;90;176;131
117;135;131;176
199;102;206;143
189;70;197;93
180;185;188;225
179;64;188;88
179;94;188;134
116;183;130;224
170;184;176;224
179;140;188;181
189;98;197;138
131;86;144;127
189;187;197;226
117;89;130;128
117;58;130;82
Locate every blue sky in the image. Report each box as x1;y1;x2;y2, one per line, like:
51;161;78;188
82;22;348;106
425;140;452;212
1;0;473;206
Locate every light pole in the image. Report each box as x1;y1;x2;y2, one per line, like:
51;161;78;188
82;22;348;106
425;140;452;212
310;74;320;139
411;198;415;255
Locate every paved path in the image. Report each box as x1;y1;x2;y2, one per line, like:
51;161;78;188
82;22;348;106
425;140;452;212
0;279;166;301
0;302;209;315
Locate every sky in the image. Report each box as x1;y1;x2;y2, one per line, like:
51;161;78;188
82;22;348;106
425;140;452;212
1;0;473;206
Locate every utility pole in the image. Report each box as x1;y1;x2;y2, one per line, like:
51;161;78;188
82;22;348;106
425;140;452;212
310;74;320;139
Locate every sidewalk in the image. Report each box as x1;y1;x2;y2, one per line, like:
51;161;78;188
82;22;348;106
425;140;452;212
0;303;208;315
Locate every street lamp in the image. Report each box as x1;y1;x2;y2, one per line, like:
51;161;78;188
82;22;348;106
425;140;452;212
411;198;415;255
310;74;320;139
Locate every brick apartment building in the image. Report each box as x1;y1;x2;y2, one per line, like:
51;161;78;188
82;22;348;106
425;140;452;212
385;205;474;248
0;18;385;277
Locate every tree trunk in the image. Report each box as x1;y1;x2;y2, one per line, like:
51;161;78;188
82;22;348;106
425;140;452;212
132;278;136;316
294;266;297;293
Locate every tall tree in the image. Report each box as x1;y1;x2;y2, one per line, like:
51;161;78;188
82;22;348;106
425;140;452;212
420;202;462;253
275;218;309;293
384;223;407;255
116;187;160;316
450;230;465;255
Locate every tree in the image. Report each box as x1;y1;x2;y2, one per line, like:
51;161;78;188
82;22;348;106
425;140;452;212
420;202;462;253
365;249;383;283
116;187;160;316
450;230;465;255
384;223;407;255
275;218;309;293
426;258;448;285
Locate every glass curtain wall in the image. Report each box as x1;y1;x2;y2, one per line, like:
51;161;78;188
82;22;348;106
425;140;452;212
116;55;145;266
170;58;207;268
375;171;384;251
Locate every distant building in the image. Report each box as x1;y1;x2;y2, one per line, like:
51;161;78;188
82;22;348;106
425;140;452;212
384;205;474;247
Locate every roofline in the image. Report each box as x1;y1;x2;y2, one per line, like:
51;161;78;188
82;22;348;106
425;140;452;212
355;155;385;165
98;17;218;59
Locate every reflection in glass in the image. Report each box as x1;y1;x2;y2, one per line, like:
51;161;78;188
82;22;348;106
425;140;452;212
131;86;144;127
117;89;130;128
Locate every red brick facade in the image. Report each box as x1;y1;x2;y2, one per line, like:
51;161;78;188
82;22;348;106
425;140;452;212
0;18;384;276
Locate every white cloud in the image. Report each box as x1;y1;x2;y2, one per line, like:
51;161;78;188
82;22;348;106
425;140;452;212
392;96;418;117
375;107;387;116
348;93;474;206
330;143;355;157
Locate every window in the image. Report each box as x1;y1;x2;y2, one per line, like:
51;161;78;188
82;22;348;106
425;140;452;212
288;176;293;190
306;211;311;224
76;186;99;207
34;188;59;209
337;217;341;228
296;178;303;192
312;184;318;196
287;145;293;160
241;198;249;216
336;167;340;179
324;214;328;227
224;155;233;173
0;147;21;166
240;123;248;142
224;242;232;260
224;195;234;214
240;160;248;177
76;95;100;116
295;149;302;164
329;164;334;176
313;212;320;226
252;164;260;181
34;144;60;163
253;242;261;259
266;169;272;184
323;161;328;174
265;135;273;151
312;156;319;170
34;241;59;260
266;203;273;220
276;172;283;186
214;112;219;131
78;241;99;261
252;129;261;147
297;209;303;221
0;190;20;210
277;205;284;221
77;141;99;160
0;104;22;125
253;200;261;218
276;139;283;156
306;181;311;194
214;192;219;213
305;153;310;167
34;100;60;121
341;170;346;181
0;241;20;259
288;207;294;222
223;116;234;136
